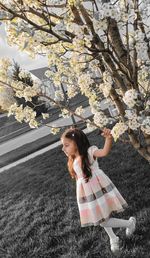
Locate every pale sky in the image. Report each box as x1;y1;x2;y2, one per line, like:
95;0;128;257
0;24;48;71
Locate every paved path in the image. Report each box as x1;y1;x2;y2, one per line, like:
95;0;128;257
0;127;90;173
0;106;92;156
0;106;93;172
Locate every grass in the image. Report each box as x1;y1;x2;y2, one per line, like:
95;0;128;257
0;130;150;258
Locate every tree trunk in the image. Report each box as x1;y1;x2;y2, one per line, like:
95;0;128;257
109;88;125;117
128;130;150;162
107;18;134;90
143;133;150;154
93;34;127;93
108;18;131;69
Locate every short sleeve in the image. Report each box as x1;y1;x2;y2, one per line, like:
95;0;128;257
88;145;98;164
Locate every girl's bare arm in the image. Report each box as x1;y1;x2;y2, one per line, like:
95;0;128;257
93;128;113;158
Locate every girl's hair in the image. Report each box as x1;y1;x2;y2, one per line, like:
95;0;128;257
61;127;92;182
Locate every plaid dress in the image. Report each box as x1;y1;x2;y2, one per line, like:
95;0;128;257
73;146;128;227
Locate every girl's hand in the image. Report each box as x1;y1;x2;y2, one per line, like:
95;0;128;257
101;128;112;139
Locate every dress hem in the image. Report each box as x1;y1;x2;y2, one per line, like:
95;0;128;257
80;204;128;228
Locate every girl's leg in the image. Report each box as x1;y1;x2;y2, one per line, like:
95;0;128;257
100;224;120;253
100;217;136;253
102;226;118;240
101;218;131;228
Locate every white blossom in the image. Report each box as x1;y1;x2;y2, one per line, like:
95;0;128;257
125;109;137;120
111;122;128;141
75;106;84;116
54;90;64;101
93;111;108;128
23;86;38;101
141;116;150;135
123;89;138;108
45;70;52;78
78;73;94;93
59;108;70;118
29;119;38;128
42;113;49;120
7;103;19;117
19;70;31;79
86;119;97;132
23;106;36;122
50;127;60;135
128;118;140;130
90;100;101;114
67;84;78;98
0;0;150;141
99;82;112;98
12;81;24;90
0;58;12;70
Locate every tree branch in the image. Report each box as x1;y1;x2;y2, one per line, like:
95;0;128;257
0;2;72;43
0;79;100;130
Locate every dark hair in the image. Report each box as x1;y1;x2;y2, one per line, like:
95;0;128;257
61;128;92;182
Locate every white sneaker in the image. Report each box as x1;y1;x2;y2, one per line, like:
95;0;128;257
110;237;120;254
126;217;136;237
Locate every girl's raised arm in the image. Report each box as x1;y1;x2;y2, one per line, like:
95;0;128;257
93;128;113;158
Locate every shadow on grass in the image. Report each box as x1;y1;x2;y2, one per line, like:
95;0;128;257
0;131;149;257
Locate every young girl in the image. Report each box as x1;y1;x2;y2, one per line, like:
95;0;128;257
61;127;136;254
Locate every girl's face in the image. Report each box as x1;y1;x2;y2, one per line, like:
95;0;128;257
61;137;78;157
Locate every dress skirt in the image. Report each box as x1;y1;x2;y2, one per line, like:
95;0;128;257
76;168;128;227
73;146;128;227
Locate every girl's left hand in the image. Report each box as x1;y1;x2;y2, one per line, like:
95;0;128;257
101;128;112;139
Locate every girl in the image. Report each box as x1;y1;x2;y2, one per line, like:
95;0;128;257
61;127;136;254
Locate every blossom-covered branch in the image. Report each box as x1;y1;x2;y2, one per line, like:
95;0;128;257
0;0;150;161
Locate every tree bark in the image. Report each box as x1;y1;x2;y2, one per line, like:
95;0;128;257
107;18;132;71
128;130;150;162
70;5;84;25
143;133;150;154
109;88;125;117
107;18;134;90
78;4;128;93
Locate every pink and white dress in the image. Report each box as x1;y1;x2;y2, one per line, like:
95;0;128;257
73;145;128;227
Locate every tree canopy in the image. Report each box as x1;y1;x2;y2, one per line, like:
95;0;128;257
0;0;150;161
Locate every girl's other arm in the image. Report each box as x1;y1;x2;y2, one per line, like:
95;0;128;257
93;128;113;158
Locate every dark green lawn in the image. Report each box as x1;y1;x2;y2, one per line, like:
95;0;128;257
0;130;149;258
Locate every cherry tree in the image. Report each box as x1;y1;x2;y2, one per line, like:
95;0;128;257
0;0;150;161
